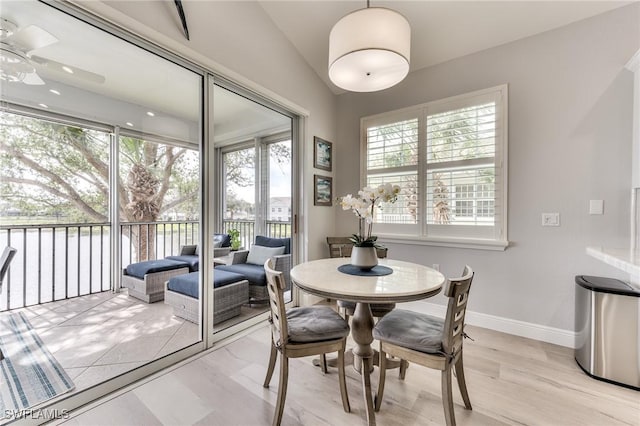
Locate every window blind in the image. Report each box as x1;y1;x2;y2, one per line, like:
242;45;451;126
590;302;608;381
365;116;419;226
361;85;507;245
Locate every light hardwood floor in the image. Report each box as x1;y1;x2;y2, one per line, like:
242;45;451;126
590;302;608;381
60;322;639;425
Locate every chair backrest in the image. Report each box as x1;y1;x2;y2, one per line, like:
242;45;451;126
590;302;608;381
256;236;291;255
0;246;17;286
327;237;353;258
264;258;289;347
441;265;474;356
326;237;388;259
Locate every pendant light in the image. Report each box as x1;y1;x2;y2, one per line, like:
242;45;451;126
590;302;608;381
328;1;411;92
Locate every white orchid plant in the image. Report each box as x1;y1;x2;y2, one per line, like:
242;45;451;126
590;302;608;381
340;183;401;247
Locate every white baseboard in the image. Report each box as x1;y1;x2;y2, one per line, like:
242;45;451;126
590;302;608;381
416;302;576;349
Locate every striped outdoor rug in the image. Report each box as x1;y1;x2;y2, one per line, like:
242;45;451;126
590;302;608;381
0;312;74;415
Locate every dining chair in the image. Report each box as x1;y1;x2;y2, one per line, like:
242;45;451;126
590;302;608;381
0;246;17;361
373;265;474;426
262;258;351;426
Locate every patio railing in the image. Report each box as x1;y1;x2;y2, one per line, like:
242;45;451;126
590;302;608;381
222;220;291;250
0;220;197;311
120;221;199;266
0;219;288;311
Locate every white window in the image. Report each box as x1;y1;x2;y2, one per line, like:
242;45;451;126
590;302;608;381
361;85;508;249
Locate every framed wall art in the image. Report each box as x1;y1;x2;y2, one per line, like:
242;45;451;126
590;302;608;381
313;136;332;171
314;175;333;206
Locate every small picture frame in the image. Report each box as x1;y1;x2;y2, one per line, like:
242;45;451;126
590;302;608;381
314;175;333;206
314;136;332;171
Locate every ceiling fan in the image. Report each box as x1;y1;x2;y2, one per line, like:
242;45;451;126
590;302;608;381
0;18;105;85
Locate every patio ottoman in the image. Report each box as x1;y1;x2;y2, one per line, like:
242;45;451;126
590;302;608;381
122;259;190;303
164;270;249;324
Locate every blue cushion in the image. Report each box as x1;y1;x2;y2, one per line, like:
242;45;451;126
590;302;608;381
286;306;350;343
168;272;200;298
165;255;199;272
167;270;248;298
255;236;290;255
373;309;444;354
216;263;266;287
214;233;231;248
125;259;188;279
213;269;247;288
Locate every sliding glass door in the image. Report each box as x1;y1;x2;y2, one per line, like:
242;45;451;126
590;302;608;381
212;83;295;333
0;0;203;419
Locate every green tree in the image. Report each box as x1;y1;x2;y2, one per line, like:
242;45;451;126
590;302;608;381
0;112;199;260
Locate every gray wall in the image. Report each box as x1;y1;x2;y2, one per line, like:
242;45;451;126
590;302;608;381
335;4;640;336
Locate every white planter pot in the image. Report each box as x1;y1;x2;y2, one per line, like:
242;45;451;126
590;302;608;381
350;246;378;271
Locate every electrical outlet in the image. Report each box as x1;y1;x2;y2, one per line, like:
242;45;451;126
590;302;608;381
542;213;560;226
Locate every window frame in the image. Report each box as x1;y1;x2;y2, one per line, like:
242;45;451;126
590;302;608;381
360;85;509;250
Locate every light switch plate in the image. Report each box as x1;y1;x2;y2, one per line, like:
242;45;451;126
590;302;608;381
589;199;604;215
542;212;560;226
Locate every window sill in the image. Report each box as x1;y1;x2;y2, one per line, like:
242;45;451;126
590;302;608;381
376;234;509;251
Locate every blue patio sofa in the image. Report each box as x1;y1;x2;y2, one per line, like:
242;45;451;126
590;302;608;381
215;236;291;303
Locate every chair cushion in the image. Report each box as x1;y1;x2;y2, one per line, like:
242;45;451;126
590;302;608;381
125;259;189;279
165;255;199;272
217;263;266;286
286;306;350;343
373;309;444;354
167;270;248;298
168;272;200;297
255;236;290;255
246;245;285;266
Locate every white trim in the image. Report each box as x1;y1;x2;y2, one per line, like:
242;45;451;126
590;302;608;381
417;302;576;348
378;234;509;251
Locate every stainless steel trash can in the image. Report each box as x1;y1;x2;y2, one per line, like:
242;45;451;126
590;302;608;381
575;275;640;390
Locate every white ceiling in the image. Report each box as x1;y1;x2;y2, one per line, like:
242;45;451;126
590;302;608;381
0;1;632;144
259;1;632;94
0;0;290;146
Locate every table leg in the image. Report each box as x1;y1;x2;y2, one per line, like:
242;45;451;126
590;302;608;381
352;302;376;426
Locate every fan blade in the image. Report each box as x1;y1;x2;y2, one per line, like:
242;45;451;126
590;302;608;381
8;25;58;52
22;71;45;85
31;55;105;84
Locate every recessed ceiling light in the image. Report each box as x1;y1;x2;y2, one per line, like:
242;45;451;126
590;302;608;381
62;66;74;74
49;89;61;95
38;103;48;108
146;111;155;117
126;122;134;127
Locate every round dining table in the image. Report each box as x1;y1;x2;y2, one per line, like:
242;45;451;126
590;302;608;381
290;257;445;426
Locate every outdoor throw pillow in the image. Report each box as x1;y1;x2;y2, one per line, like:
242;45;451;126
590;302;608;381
246;245;285;266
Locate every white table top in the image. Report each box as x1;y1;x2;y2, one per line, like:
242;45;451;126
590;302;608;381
291;258;445;303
